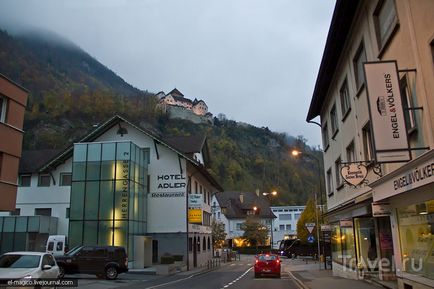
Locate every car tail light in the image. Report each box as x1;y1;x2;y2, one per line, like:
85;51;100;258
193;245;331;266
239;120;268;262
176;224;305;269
276;259;280;264
255;259;259;264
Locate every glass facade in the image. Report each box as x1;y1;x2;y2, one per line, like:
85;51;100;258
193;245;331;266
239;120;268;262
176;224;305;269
331;221;356;268
354;218;377;273
397;199;434;280
69;141;149;261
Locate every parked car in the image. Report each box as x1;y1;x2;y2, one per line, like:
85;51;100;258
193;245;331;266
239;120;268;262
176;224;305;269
55;245;128;280
0;251;59;287
254;253;281;278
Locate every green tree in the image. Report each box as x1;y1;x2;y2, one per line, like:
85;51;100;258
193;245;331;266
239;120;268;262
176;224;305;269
241;216;269;249
212;220;227;249
296;197;320;243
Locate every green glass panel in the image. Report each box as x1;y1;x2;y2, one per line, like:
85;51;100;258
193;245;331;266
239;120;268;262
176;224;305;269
113;221;127;247
116;142;131;160
0;218;3;231
72;162;86;181
115;180;129;220
15;217;28;232
98;221;113;246
85;182;99;219
83;221;98;245
101;161;115;180
86;161;101;181
102;143;116;161
116;160;130;180
99;181;114;220
14;233;27;251
69;221;83;248
87;143;101;161
1;233;14;254
28;217;40;232
70;182;85;219
73;144;87;162
3;218;15;232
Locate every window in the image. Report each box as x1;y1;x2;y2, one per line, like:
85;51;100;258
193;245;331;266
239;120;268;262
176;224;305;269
236;223;242;230
322;122;329;150
66;208;70;218
335;157;342;189
279;214;291;221
217;212;221;219
195;181;198;194
188;237;193;252
203;237;206;250
362;123;374;161
0;95;7;123
400;75;417;132
60;173;72;186
286;224;291;231
38;174;51;187
374;0;398;51
35;208;52;216
279;225;285;231
10;209;20;216
330;104;338;136
340;78;351;119
346;141;356;162
397;200;434;280
19;175;31;187
294;213;301;220
327;168;334;196
353;42;367;91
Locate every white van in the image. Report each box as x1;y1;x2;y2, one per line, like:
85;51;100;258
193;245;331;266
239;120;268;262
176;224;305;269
46;235;68;256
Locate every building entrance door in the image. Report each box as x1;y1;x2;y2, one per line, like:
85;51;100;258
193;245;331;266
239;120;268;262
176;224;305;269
377;217;396;281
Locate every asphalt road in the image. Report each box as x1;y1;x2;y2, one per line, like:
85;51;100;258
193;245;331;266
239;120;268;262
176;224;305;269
68;256;300;289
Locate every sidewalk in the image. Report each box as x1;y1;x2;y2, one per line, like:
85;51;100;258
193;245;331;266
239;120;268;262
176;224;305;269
286;258;390;289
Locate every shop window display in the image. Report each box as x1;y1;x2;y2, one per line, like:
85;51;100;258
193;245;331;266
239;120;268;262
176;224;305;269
398;200;434;280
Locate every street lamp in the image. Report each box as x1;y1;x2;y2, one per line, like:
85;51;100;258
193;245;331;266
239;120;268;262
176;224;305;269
291;149;326;269
262;191;278;252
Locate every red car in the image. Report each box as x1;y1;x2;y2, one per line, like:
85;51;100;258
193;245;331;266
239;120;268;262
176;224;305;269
254;254;281;278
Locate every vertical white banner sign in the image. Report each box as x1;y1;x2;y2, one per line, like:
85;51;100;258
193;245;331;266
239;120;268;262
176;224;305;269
364;61;410;163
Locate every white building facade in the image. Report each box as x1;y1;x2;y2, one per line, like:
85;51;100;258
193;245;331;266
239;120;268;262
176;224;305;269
307;1;434;289
270;206;305;249
0;116;222;270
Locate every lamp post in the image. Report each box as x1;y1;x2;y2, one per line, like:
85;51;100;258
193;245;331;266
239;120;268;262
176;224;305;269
263;191;278;252
291;149;326;269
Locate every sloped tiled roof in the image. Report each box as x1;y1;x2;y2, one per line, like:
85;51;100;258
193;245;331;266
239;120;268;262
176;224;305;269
215;191;276;219
163;134;206;154
167;88;184;97
19;149;64;174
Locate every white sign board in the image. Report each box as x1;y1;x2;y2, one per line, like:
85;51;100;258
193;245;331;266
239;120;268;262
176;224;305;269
305;223;315;234
364;61;410;163
372;203;392;217
340;163;368;186
188;194;203;208
321;224;332;232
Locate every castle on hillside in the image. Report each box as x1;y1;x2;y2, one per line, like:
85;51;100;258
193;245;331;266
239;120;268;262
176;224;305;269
156;88;213;124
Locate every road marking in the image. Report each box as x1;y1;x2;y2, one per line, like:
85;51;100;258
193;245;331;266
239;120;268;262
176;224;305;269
219;267;252;289
143;274;195;289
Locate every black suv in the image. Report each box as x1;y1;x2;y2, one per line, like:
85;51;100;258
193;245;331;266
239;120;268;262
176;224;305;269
55;245;128;280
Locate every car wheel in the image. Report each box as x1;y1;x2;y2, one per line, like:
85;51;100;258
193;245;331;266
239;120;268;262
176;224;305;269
58;266;65;279
105;266;118;280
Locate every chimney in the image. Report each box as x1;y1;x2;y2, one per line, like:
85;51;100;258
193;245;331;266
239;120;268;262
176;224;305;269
239;194;244;203
255;189;260;197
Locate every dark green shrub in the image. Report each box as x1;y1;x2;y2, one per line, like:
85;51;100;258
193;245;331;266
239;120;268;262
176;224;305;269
161;255;175;264
173;255;184;261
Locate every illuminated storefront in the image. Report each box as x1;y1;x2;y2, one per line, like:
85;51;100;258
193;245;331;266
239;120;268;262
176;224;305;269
69;141;148;263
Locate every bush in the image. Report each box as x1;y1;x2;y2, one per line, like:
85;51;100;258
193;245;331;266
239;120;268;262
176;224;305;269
160;255;175;264
173;255;184;262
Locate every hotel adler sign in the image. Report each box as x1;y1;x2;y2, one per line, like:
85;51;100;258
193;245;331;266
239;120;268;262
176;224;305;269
364;61;410;163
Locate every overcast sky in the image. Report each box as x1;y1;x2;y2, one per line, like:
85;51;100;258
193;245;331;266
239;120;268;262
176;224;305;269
0;0;335;147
